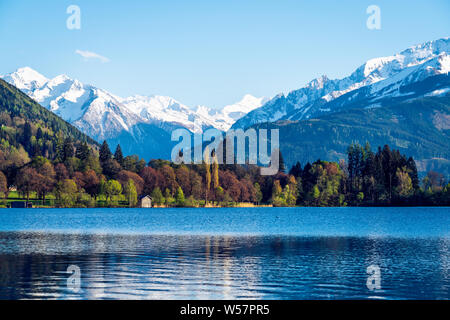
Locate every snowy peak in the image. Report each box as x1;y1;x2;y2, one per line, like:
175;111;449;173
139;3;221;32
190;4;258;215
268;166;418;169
121;93;267;133
2;67;49;92
399;37;450;66
306;75;330;89
2;68;139;137
221;94;268;121
232;37;450;129
354;38;450;83
123;95;184;114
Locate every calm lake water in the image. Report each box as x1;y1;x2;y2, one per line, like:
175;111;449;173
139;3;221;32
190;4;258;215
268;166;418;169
0;207;448;300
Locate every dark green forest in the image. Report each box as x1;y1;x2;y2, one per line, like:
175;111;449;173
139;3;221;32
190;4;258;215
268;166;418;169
253;95;450;177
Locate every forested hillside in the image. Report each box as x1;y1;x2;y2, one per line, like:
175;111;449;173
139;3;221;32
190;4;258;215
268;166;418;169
0;78;448;208
253;94;450;176
0;78;98;168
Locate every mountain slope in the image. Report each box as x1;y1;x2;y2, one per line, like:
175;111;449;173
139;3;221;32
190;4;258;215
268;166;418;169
233;37;450;129
252;94;450;175
2;67;146;140
0;78;98;163
1;68;266;159
2;38;449;165
1;67;266;136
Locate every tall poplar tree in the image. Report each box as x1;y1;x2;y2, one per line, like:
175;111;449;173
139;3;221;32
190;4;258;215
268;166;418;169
204;147;211;204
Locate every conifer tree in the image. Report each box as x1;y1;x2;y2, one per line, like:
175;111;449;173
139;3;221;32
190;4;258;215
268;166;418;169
99;140;112;163
279;150;286;173
63;138;74;161
76;142;90;162
406;157;420;191
114;144;124;166
289;162;302;178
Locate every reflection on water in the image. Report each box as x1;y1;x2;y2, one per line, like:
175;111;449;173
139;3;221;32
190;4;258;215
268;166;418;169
0;233;448;300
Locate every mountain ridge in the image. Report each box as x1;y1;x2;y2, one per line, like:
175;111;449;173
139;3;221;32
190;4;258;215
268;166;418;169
1;37;449;166
251;93;450;176
232;37;450;129
1;67;266;136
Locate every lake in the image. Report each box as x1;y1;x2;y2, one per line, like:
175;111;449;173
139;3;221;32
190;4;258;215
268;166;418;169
0;207;448;300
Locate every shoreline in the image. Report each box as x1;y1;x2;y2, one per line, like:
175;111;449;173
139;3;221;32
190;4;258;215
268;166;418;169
1;204;448;209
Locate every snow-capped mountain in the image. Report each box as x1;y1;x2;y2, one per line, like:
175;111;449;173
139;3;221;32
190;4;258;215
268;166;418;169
2;67;48;92
121;94;266;133
232;37;450;129
2;67;142;141
190;94;270;132
2;37;449;161
1;67;266;142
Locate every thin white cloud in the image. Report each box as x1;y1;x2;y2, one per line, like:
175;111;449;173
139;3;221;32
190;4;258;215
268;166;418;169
75;50;110;63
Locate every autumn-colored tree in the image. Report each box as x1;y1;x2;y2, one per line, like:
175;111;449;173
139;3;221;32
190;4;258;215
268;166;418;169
175;166;191;196
16;167;40;201
55;163;69;181
239;178;255;203
189;169;203;199
160;165;178;194
117;170;144;196
36;161;56;205
395;167;413;198
83;170;100;199
73;172;86;191
219;170;240;202
140;167;164;196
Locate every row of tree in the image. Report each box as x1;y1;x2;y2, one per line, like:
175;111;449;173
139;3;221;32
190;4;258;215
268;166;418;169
0;139;448;207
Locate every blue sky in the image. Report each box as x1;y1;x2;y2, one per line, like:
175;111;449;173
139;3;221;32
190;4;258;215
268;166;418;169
0;0;448;107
